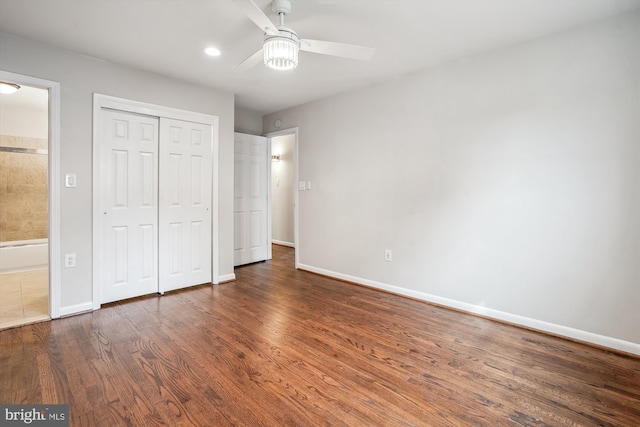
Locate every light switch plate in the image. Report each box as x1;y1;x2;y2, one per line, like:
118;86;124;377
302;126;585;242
65;173;77;188
298;181;306;191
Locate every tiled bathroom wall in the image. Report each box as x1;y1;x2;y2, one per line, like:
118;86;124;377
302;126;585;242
0;135;49;242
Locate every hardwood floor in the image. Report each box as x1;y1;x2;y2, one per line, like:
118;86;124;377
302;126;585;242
1;245;638;426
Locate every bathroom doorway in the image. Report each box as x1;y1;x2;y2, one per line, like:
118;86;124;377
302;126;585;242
0;83;50;329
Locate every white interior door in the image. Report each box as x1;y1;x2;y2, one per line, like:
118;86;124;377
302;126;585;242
100;109;159;304
234;132;269;266
159;118;212;292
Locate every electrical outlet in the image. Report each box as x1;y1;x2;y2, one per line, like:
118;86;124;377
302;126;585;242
64;253;76;268
384;249;392;262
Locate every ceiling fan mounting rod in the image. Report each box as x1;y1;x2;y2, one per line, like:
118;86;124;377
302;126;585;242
272;0;292;17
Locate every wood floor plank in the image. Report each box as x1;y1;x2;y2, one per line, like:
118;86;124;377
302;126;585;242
187;291;418;426
1;245;638;426
136;290;296;426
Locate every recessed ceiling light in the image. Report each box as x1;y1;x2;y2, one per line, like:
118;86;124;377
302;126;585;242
204;47;221;57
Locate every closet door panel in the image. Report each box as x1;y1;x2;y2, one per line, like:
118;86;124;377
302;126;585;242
100;110;159;304
159;118;213;292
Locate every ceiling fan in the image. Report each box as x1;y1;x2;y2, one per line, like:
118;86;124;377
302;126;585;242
232;0;375;71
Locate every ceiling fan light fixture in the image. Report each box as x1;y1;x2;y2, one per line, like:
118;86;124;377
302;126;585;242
264;28;300;71
0;81;21;94
233;0;374;72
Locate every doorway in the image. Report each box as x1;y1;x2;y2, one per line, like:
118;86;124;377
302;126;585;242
270;133;295;247
266;128;299;268
0;72;60;328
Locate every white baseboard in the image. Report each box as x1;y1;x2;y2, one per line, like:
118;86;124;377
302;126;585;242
298;263;640;356
59;301;94;317
217;273;236;284
272;240;294;247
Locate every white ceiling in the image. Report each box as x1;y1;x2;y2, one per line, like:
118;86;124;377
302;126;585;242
0;0;638;114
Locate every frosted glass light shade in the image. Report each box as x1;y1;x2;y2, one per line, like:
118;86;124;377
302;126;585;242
264;37;299;71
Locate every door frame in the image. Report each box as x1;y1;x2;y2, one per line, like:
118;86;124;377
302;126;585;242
265;127;299;268
0;70;61;319
92;94;220;309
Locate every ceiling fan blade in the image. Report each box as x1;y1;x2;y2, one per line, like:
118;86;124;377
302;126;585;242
300;39;375;61
234;48;264;72
231;0;279;36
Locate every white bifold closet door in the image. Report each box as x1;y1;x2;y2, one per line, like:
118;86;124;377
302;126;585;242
100;110;212;304
159;118;212;293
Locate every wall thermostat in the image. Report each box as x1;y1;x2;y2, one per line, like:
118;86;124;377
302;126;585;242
274;119;282;128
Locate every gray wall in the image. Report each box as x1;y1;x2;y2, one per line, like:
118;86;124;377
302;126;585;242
234;106;263;135
264;12;640;350
0;32;235;311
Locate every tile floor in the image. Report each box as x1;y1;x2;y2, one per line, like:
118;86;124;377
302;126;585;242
0;268;49;329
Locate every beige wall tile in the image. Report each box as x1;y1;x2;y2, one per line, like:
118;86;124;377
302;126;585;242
0;136;48;242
